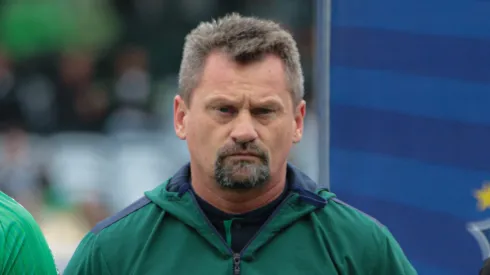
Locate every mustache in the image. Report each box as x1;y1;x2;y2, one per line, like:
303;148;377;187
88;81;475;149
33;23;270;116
217;142;268;161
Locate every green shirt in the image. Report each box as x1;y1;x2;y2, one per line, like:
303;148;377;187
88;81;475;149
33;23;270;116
0;191;58;275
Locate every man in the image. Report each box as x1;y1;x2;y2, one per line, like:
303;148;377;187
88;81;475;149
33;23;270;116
64;13;417;274
0;191;59;274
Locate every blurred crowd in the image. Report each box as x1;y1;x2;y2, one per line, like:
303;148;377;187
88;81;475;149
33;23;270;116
0;0;317;271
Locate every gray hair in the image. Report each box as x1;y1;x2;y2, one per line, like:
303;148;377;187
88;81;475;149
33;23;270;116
178;13;304;105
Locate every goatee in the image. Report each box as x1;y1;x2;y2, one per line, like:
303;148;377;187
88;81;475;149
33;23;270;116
214;142;270;190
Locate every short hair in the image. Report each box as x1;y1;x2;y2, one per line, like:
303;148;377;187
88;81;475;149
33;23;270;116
178;13;304;105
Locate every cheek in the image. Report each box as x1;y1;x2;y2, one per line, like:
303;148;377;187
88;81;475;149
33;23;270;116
187;116;222;162
264;124;294;162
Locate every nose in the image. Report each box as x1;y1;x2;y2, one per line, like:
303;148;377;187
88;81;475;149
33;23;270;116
230;111;258;144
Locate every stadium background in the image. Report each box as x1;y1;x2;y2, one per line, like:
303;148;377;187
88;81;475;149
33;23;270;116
0;1;488;274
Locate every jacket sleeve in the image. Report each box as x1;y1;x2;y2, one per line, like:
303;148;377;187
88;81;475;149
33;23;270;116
64;232;112;275
370;225;418;275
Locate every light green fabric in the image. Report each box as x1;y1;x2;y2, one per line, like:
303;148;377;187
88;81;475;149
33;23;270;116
0;0;120;59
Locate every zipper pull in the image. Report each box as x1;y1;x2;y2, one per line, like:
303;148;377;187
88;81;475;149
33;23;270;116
233;253;241;275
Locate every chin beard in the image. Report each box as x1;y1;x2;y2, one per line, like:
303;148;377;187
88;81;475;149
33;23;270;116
214;158;270;190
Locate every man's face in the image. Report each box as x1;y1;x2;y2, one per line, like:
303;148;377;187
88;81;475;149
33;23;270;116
174;51;305;190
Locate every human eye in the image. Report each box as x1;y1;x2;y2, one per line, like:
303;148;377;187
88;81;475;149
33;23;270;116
252;107;275;116
214;105;237;115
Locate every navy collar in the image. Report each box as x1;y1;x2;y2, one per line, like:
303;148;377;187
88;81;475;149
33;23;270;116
167;163;327;208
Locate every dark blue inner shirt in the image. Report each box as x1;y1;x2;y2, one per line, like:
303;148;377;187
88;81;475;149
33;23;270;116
194;186;288;253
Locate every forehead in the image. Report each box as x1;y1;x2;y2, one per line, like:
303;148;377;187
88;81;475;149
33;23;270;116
194;51;289;100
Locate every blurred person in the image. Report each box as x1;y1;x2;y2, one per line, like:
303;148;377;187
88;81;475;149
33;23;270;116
0;49;14;97
0;191;59;274
56;51;109;132
64;14;416;274
0;50;24;130
15;72;57;133
49;51;112;227
105;46;157;133
0;126;47;219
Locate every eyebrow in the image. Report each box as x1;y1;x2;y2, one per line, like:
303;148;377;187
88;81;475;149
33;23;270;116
204;95;240;106
252;98;285;110
204;95;286;109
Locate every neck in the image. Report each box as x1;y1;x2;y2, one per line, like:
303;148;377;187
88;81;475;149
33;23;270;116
191;165;287;215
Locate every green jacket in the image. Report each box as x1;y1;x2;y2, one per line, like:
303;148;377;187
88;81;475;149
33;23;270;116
64;164;417;275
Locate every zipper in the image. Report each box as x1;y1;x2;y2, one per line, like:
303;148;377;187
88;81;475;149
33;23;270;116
238;193;293;256
189;192;234;254
190;192;239;274
190;191;294;275
233;253;241;275
233;193;294;274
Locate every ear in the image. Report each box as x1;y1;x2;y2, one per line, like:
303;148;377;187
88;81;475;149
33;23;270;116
174;95;188;140
292;100;306;144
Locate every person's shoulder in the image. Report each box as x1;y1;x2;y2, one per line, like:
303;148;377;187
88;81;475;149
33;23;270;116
77;181;171;255
330;196;383;228
90;196;156;237
312;190;396;263
0;193;59;274
91;178;173;238
314;192;416;274
66;194;165;272
0;192;37;234
316;190;386;237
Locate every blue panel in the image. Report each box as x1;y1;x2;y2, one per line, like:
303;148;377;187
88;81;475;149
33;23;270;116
331;148;490;221
409;261;464;275
330;1;490;273
331;26;490;82
336;191;482;275
331;67;490;125
332;0;490;39
331;105;490;172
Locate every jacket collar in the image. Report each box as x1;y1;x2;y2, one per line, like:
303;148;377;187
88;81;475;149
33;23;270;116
165;162;327;208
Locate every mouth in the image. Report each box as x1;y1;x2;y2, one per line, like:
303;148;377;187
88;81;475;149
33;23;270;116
226;153;261;159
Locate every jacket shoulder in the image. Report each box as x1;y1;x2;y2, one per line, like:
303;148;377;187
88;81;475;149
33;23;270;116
91;196;155;235
314;192;416;274
328;197;384;228
92;179;173;236
316;191;388;247
316;190;383;228
64;196;164;274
